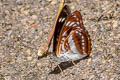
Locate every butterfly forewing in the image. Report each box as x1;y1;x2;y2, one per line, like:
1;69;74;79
64;11;85;29
53;5;71;53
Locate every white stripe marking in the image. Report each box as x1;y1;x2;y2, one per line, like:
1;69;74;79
69;22;75;27
62;38;65;40
76;18;79;21
59;18;62;22
73;15;76;18
61;18;65;22
82;46;85;50
79;28;83;31
73;24;77;27
82;42;84;46
82;39;84;43
66;21;71;26
79;33;82;35
76;31;79;34
76;22;79;25
80;20;82;24
82;36;84;39
63;32;66;36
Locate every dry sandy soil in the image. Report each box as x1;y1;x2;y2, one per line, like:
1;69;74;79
0;0;120;80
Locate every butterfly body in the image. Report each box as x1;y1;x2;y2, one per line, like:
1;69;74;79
53;7;91;62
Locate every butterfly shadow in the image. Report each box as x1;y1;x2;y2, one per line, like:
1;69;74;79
37;52;89;74
49;56;89;74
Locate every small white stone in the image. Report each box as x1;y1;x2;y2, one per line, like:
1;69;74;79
37;62;42;66
37;49;44;57
26;49;31;55
4;76;12;80
112;20;118;28
31;15;37;20
71;5;75;9
27;56;33;61
51;0;57;4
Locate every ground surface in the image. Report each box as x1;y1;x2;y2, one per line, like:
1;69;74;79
0;0;120;80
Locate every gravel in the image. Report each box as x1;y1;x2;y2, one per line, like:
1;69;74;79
0;0;120;80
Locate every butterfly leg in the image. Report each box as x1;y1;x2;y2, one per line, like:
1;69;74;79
72;61;75;65
72;61;76;66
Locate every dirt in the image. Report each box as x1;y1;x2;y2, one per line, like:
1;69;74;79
0;0;120;80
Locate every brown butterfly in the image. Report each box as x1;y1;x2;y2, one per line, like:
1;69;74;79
47;5;92;62
38;3;91;63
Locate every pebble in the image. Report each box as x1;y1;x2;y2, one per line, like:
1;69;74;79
112;20;118;28
4;76;12;80
47;0;52;1
50;0;57;5
37;48;44;57
39;31;43;36
87;58;92;65
31;15;38;20
37;62;42;67
0;0;119;80
27;56;33;61
26;49;32;55
71;5;75;10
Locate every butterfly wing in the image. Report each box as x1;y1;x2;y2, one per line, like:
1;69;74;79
56;11;91;62
53;5;71;53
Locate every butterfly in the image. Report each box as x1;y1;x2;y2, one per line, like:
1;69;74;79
38;2;91;63
49;5;92;62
